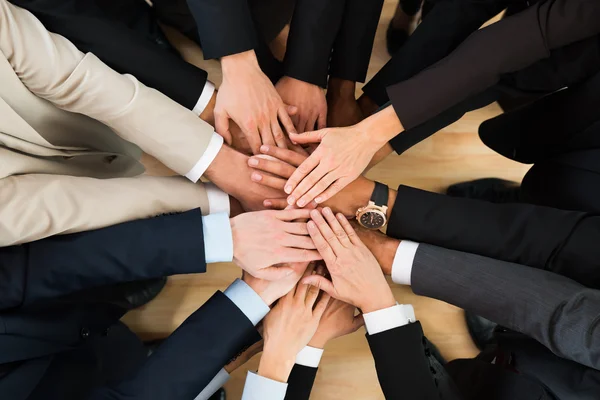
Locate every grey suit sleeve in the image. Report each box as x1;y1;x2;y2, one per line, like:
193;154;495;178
411;244;600;370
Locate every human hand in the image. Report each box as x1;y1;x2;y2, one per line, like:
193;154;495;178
231;209;321;280
243;262;310;306
276;76;327;133
326;77;363;128
349;220;401;276
309;298;364;349
216;50;297;154
259;266;331;382
247;145;375;216
285;106;403;207
224;338;264;374
302;208;396;313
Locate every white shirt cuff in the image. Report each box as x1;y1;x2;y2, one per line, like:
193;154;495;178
205;182;231;216
363;304;416;335
295;346;324;368
391;240;420;285
193;81;216;116
242;371;288;400
224;279;270;326
202;212;233;263
194;368;230;400
185;132;224;183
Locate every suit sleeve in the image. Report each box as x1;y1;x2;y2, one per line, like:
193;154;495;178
0;0;215;178
388;185;600;288
187;0;258;59
283;365;318;400
89;291;262;400
412;244;600;370
283;0;345;87
8;0;207;110
328;0;384;83
0;174;213;246
386;0;600;131
367;322;441;400
0;210;206;310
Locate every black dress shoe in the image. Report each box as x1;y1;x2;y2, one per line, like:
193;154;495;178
386;22;409;55
465;312;498;351
446;178;522;203
209;388;226;400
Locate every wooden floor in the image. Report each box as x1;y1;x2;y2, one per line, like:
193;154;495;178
123;2;530;398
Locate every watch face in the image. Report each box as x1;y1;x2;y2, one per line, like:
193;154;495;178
359;210;386;229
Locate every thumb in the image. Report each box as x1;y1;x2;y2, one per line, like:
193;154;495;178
302;275;336;298
215;111;232;145
256;265;296;281
289;129;325;144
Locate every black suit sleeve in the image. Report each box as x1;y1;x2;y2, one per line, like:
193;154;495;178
0;210;207;311
284;365;318;400
367;322;440;400
89;291;262;400
386;0;600;131
388;185;600;288
328;0;384;83
187;0;258;59
283;0;345;87
11;0;208;110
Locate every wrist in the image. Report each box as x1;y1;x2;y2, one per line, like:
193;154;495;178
357;105;404;146
327;77;356;99
307;336;328;349
360;290;396;314
199;89;217;126
258;352;295;383
221;50;260;76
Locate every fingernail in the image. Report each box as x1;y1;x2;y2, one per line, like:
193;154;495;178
287;196;295;205
307;221;315;229
315;197;323;203
264;200;272;207
260;145;269;153
284;185;292;194
251;173;262;181
310;210;319;218
248;158;259;166
297;198;306;207
323;207;332;215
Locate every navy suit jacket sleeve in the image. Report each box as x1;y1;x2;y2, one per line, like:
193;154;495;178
89;290;261;400
284;364;318;400
0;210;207;310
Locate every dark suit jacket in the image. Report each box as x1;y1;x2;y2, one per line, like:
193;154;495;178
388;185;600;289
0;211;260;400
384;0;600;153
10;0;208;111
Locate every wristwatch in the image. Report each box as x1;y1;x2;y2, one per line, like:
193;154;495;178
356;181;389;230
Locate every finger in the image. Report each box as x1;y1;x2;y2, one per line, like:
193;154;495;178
313;293;331;319
283;222;309;235
278;106;297;136
297;115;308;135
294;263;315;298
282;234;316;250
249;155;297;179
307;220;336;265
289;163;329;206
288;129;324;145
317;109;327;130
260;145;307;167
271;118;288;149
250;171;287;190
255;265;296;281
310;209;344;256
286;105;298;116
307;114;318;133
264;198;288;210
302;275;336;299
297;172;337;207
259;123;276;148
214;111;232;146
275;208;313;221
278;248;323;264
285;153;320;196
245;125;263;155
337;213;362;246
322;207;352;248
310;176;350;205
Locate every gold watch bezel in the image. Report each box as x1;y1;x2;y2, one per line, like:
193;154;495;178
356;201;388;229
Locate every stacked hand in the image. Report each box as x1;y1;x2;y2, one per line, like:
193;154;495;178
309;297;364;349
259;265;331;382
216;51;297;154
276;76;327;133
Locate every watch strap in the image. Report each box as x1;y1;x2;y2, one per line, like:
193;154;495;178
371;181;389;207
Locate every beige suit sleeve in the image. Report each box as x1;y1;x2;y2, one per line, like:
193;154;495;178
0;174;213;246
0;0;213;177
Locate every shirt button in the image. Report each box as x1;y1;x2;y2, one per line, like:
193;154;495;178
80;328;91;339
102;327;111;337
